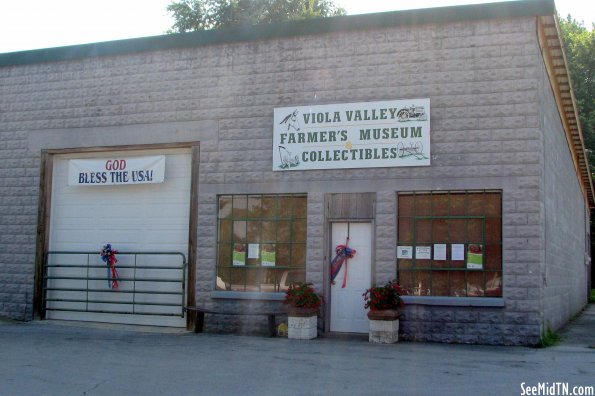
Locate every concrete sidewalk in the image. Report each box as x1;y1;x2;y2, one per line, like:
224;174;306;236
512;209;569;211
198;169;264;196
556;303;595;349
0;306;593;396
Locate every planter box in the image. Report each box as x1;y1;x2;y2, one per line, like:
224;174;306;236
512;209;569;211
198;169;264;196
368;310;400;344
288;315;317;340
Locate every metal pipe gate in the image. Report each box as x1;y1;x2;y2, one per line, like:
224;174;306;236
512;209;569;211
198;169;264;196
42;251;187;318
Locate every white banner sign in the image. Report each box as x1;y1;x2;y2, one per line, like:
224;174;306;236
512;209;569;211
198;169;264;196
68;156;165;186
273;99;430;171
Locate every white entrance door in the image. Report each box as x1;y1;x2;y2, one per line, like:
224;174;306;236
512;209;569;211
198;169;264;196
46;148;191;327
330;222;372;333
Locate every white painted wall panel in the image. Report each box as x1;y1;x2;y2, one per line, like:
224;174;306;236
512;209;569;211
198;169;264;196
330;222;372;333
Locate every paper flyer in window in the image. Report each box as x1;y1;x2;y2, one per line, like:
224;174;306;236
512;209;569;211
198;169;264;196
467;244;483;269
261;244;276;267
451;244;465;261
248;243;260;259
433;244;447;260
232;244;246;266
415;246;432;260
397;246;413;259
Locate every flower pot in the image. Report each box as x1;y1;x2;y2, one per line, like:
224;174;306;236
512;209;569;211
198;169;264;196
367;309;400;344
288;308;318;340
288;307;319;317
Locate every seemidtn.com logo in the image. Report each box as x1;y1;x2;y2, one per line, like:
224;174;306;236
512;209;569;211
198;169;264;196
521;383;594;396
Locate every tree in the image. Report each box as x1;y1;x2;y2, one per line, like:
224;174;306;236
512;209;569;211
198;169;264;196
166;0;346;33
559;16;595;172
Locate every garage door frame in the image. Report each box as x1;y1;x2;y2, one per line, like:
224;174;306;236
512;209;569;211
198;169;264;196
33;142;199;329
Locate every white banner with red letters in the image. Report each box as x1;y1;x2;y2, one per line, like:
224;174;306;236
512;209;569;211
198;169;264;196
68;156;165;186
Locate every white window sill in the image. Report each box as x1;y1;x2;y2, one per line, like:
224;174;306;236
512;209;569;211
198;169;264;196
401;296;504;307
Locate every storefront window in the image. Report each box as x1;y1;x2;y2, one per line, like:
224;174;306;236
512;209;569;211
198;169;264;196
217;194;307;292
397;191;502;297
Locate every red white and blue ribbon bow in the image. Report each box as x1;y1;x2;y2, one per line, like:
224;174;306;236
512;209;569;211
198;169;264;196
100;244;119;289
330;238;356;288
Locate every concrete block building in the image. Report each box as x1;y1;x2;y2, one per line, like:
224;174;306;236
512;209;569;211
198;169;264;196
0;0;591;345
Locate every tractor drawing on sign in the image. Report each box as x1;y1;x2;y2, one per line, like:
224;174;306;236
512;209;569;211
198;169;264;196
397;141;427;160
396;105;427;122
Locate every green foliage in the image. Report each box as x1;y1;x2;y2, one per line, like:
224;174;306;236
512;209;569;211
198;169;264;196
539;327;561;348
590;289;595;304
363;279;404;311
167;0;346;33
559;16;595;172
284;282;323;309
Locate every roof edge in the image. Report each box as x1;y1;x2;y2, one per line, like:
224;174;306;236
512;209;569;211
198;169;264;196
538;15;595;209
0;0;556;67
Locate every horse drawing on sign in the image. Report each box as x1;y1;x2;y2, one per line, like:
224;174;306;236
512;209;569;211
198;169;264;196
279;110;301;132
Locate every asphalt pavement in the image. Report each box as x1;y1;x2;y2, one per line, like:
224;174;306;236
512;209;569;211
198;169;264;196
1;305;593;396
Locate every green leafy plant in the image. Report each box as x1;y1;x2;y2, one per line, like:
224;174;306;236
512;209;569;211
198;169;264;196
539;328;561;348
284;282;322;310
363;279;405;311
167;0;346;33
558;16;595;173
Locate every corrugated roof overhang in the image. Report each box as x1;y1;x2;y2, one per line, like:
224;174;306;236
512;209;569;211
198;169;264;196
537;15;595;210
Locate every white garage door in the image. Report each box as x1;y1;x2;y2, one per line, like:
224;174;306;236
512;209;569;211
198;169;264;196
45;148;191;327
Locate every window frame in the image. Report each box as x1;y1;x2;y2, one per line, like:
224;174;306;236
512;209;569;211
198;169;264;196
397;190;503;299
215;193;307;294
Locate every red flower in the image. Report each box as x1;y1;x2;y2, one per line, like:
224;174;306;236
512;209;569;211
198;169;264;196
363;279;404;311
284;282;323;310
